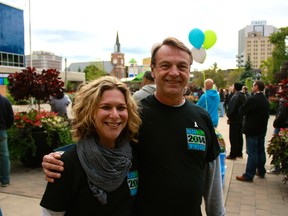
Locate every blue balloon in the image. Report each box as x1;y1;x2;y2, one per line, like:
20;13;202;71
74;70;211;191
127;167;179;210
188;28;204;49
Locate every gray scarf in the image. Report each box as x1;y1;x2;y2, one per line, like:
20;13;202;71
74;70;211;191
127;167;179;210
77;137;132;205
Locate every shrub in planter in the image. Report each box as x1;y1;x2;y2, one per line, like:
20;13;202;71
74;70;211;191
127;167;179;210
8;109;73;167
267;78;288;184
7;67;73;167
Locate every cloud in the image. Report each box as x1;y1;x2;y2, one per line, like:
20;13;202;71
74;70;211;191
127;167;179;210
4;0;288;71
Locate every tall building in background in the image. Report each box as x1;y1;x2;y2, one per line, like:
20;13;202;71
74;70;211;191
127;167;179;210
25;51;62;71
237;20;277;69
111;32;125;79
0;2;25;95
0;3;25;68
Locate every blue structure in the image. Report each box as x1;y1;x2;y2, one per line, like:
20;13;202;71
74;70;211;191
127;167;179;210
0;3;25;68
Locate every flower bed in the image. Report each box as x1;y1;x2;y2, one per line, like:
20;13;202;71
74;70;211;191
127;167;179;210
8;109;73;167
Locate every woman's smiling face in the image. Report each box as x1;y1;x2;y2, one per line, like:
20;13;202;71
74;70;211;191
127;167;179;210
93;89;128;148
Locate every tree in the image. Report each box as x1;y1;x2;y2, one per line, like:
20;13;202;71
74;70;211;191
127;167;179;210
84;64;107;81
240;55;254;85
269;27;288;82
226;68;242;87
260;57;274;84
8;67;64;111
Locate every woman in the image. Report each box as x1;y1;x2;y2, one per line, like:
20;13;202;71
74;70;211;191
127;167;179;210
40;76;142;216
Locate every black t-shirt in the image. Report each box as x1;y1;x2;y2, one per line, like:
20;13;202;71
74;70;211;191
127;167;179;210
40;145;138;216
133;95;220;215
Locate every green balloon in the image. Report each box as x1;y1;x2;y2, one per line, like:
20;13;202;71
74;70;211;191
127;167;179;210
203;30;217;49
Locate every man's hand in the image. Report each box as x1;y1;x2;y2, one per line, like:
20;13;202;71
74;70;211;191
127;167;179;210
42;152;64;183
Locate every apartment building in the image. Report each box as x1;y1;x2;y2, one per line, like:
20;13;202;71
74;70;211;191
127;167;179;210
25;51;62;72
237;20;278;69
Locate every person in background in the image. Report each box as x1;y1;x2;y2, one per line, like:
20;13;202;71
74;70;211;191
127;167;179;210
0;93;14;187
242;86;251;98
226;83;246;160
132;70;156;102
236;80;270;182
49;90;71;119
197;79;220;127
224;86;234;113
218;88;225;117
41;37;225;215
40;76;142;215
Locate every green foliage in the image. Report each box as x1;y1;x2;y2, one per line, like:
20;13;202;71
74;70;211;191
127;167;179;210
240;56;254;84
192;63;227;89
84;64;107;81
8;127;35;160
192;71;204;87
8;110;73;161
269;27;288;81
260;57;275;84
245;77;253;92
269;99;279;115
226;69;242;87
267;129;288;184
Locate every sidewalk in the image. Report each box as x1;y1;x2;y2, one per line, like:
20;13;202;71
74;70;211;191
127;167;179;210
222;114;288;216
0;106;287;215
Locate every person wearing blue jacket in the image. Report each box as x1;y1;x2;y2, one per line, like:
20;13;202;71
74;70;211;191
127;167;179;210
197;79;220;128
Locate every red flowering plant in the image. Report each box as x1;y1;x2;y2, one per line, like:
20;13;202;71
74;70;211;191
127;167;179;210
8;67;64;111
267;78;288;184
8;108;73;166
275;79;288;106
7;67;73;166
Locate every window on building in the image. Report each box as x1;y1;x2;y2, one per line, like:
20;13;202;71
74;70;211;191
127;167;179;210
0;52;25;67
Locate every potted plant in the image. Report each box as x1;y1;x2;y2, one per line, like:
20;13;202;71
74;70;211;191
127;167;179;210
267;129;288;183
7;67;73;167
267;79;288;184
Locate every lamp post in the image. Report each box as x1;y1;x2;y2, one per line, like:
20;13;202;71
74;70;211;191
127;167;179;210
29;0;32;68
285;35;288;56
256;72;262;80
65;58;67;88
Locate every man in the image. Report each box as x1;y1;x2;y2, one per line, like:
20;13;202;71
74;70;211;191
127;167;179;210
49;90;71;119
42;37;225;215
132;70;156;102
0;93;14;187
226;82;246;160
236;80;270;182
197;79;220;127
242;86;251;98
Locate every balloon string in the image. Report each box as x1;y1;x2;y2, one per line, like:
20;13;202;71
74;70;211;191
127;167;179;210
202;71;208;112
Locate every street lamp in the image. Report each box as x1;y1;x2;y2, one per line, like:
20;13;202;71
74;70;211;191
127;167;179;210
65;58;67;87
256;72;262;80
29;0;32;67
285;35;288;56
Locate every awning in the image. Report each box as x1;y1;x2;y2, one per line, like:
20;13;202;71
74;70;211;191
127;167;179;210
132;71;145;81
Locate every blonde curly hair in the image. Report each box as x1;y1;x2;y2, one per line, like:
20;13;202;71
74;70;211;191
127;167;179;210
72;76;142;143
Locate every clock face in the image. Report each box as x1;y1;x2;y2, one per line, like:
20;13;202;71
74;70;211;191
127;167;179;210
113;59;117;64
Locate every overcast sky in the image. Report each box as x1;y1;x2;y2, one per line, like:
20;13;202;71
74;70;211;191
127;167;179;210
3;0;288;71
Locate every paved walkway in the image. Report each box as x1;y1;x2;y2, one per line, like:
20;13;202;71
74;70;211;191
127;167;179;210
0;105;287;215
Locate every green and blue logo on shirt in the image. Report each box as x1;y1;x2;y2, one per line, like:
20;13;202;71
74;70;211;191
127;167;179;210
186;128;206;151
127;170;138;196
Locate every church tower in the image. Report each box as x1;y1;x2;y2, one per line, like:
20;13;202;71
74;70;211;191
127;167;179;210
111;32;125;78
